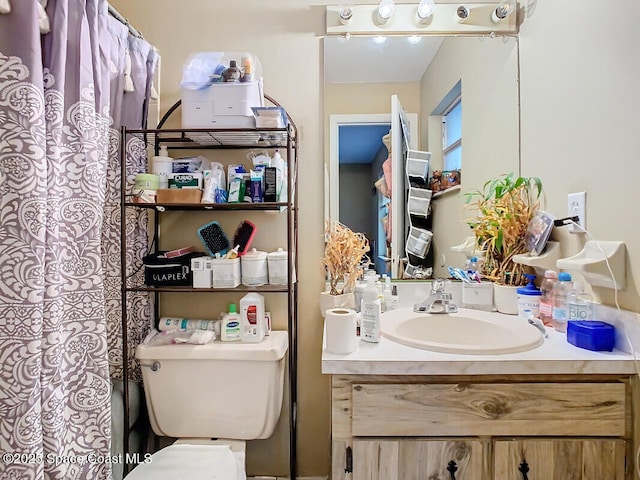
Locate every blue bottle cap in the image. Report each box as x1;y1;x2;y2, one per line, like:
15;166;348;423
558;272;572;281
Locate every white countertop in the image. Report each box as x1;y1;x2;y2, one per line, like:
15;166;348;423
321;312;638;376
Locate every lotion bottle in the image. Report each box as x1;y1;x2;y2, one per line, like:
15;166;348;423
361;276;381;343
221;304;241;342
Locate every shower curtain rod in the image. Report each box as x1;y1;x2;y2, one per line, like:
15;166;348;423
108;4;143;39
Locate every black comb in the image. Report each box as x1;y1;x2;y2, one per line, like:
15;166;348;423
197;221;230;256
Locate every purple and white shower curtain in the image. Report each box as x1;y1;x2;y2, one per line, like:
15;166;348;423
0;1;155;478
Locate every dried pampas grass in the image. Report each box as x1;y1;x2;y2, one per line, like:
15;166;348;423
322;220;370;295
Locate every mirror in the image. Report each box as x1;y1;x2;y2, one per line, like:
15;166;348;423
324;34;520;279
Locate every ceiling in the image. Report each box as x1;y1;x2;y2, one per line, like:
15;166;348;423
324;35;443;84
326;35;443;164
338;124;392;164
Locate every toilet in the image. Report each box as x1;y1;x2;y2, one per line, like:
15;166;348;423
127;331;288;480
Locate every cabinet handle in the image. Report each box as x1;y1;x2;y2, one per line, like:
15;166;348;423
344;446;352;473
518;460;529;480
446;460;458;480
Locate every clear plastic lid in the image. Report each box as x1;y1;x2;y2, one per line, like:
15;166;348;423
181;52;263;90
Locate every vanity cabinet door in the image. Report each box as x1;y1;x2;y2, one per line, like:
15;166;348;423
352;439;485;480
493;439;626;480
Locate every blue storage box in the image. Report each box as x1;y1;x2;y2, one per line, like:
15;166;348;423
567;321;615;352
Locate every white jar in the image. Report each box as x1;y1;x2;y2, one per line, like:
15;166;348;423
241;248;268;286
267;248;288;285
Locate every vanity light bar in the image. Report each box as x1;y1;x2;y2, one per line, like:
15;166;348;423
326;3;517;36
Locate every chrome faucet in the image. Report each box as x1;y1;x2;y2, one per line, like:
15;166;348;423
413;278;458;314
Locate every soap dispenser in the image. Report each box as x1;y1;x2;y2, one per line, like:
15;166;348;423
516;273;541;318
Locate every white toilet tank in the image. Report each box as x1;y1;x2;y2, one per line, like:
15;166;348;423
136;331;288;440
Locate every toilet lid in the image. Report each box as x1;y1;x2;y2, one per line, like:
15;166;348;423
125;444;244;480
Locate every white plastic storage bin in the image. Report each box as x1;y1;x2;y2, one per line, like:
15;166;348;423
182;81;264;129
241;249;268;286
461;281;494;310
267;248;288;285
405;226;433;259
405;149;431;181
180;52;265;129
407;187;433;217
210;257;241;288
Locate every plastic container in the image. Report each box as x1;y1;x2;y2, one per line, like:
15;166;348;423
267;248;288;285
241;248;268;286
551;272;573;333
152;145;173;189
517;273;541;318
221;304;241;342
539;269;558;327
240;292;266;343
382;275;393;312
210;257;240;288
360;276;381;343
567;321;615;352
567;281;593;321
134;173;160;192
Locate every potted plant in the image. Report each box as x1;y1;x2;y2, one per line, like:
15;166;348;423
464;173;543;312
320;220;370;316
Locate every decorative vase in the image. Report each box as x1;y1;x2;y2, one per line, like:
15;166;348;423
493;283;519;315
319;291;355;318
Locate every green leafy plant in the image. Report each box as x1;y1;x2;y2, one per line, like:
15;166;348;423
463;173;543;286
322;220;370;295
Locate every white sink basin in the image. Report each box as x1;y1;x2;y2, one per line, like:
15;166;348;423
380;307;544;355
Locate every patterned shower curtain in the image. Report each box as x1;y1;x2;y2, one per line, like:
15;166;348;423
0;1;155;478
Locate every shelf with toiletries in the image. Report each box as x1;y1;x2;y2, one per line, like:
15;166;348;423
118;106;299;477
125;201;288;211
125;285;290;294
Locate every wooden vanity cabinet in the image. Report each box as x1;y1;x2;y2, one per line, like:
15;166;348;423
331;375;633;480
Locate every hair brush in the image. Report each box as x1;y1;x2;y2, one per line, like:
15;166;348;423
197;221;230;256
232;220;257;256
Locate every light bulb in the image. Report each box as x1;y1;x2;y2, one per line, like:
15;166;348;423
338;3;353;24
407;35;422;45
492;0;515;23
456;5;469;23
416;0;435;23
377;0;395;24
373;35;388;45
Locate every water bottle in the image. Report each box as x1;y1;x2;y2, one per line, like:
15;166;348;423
567;281;592;321
551;272;573;333
539;269;558;327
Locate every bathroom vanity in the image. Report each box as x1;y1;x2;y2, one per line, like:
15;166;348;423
322;312;638;479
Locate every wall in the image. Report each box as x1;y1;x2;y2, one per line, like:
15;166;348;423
518;0;640;312
109;1;640;477
420;36;519;276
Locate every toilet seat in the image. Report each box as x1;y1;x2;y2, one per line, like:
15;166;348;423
125;444;245;480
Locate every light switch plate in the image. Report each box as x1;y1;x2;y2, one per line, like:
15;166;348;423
567;192;586;233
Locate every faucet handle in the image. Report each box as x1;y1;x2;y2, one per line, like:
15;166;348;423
431;278;446;293
441;292;452;301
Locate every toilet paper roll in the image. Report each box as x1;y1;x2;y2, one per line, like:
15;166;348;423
325;308;358;355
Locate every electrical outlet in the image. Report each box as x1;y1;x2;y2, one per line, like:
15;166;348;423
567;192;586;233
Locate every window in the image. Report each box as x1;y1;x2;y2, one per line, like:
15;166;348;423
442;96;461;172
